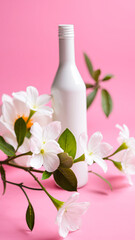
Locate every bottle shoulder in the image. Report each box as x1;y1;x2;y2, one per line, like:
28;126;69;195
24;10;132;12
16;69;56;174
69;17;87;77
51;63;86;91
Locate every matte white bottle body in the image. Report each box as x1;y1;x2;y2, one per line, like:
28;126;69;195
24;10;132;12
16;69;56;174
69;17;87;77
51;26;88;188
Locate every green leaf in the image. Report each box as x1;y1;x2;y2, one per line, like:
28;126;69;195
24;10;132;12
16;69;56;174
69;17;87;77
84;53;94;77
14;117;27;148
26;202;35;231
58;152;73;168
58;129;76;159
42;171;52;180
85;83;95;89
112;160;122;171
92;69;101;82
89;171;112;190
87;88;98;109
108;143;128;158
0;136;15;156
102;74;114;81
101;89;113;117
53;167;77;191
0;165;6;194
74;154;85;163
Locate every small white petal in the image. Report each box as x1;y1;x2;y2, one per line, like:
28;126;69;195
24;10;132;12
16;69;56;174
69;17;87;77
64;192;80;207
37;106;53;115
100;142;113;158
88;132;103;153
93;155;108;173
2;101;16;124
126;174;133;185
12;91;27;103
43;153;60;172
43;121;61;141
45;140;63;154
2;94;12;103
59;217;69;238
27;86;39;107
37;94;51;106
79;132;88;152
13;98;30;117
30;137;41;154
30;154;43;169
30;122;43;143
85;153;94;165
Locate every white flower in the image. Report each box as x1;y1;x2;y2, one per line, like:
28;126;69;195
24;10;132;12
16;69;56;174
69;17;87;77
13;86;53;116
56;192;90;238
30;121;63;172
79;132;113;173
121;149;135;185
0;94;30;131
116;124;135;151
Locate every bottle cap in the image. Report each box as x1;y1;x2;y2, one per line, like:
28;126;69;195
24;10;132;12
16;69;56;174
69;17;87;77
58;24;74;39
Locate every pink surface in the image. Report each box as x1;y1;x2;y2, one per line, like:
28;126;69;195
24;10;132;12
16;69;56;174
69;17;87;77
0;0;135;239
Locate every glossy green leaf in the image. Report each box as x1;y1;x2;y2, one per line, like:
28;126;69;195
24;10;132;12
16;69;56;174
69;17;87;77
58;129;76;159
53;167;77;191
84;53;93;77
0;165;6;194
42;171;52;180
14;117;27;148
87;88;98;109
102;74;114;81
74;154;85;163
92;69;101;82
58;152;73;168
85;83;95;89
101;89;113;117
0;136;15;156
26;202;35;231
112;160;122;171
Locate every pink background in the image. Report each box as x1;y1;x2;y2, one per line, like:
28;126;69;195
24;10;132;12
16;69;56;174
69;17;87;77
0;0;135;239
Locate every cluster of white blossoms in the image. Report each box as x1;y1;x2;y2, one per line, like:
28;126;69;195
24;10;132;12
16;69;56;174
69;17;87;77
1;86;135;238
0;86;90;238
115;124;135;185
0;86;62;167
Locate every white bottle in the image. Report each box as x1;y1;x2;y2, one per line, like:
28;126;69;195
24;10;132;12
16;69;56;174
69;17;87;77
51;25;88;188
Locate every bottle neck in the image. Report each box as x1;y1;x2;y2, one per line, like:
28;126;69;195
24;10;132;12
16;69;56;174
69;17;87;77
59;38;75;65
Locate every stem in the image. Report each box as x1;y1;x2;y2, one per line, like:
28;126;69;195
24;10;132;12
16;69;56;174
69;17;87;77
26;110;35;124
0;151;32;164
104;143;128;160
28;171;64;210
74;154;85;163
89;170;112;190
6;180;43;191
5;162;44;173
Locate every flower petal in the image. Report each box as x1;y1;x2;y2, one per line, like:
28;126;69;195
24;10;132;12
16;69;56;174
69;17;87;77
37;94;51;106
30;154;43;169
43;152;60;172
37;106;53;115
30;122;43;143
2;101;16;125
12;91;27;103
26;86;39;108
45;140;63;154
88;132;103;153
58;216;69;238
43;121;61;141
93;155;108;173
100;142;113;158
13;98;30;117
30;137;41;154
79;132;88;152
2;94;12;103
